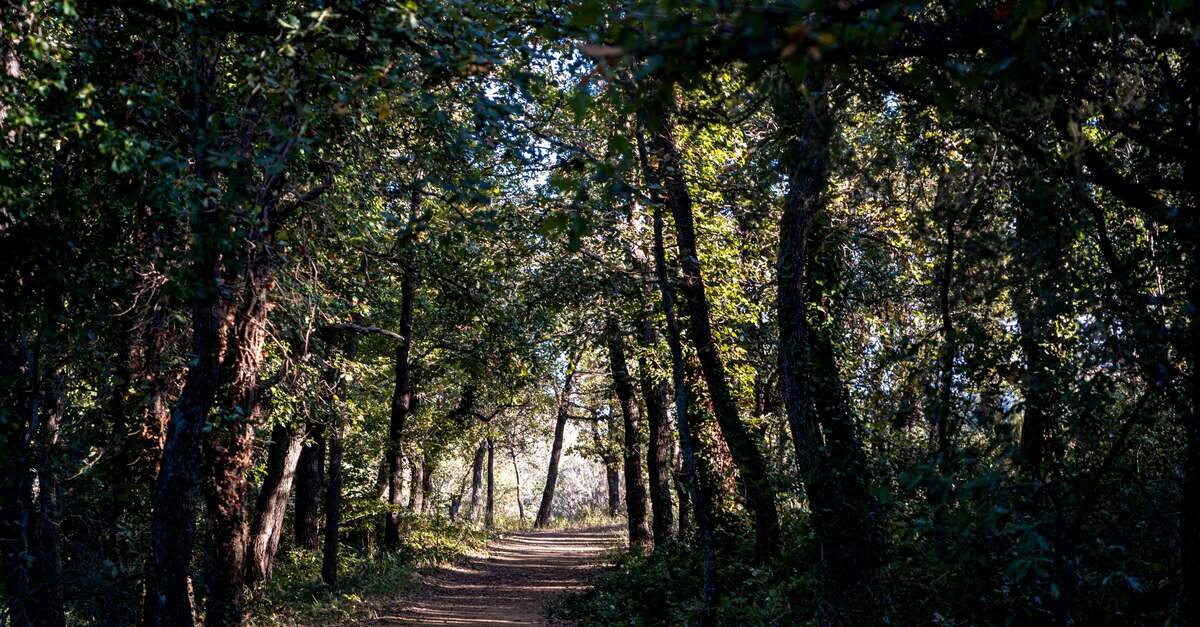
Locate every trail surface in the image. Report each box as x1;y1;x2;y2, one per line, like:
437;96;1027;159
363;525;623;626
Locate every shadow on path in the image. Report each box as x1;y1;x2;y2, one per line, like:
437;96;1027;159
358;525;624;626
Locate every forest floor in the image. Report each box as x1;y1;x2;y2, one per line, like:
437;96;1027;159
353;525;624;626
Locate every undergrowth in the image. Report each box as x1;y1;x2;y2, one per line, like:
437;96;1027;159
246;517;491;625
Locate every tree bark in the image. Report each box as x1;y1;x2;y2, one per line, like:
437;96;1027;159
774;74;885;624
645;98;780;565
592;417;622;515
244;424;304;586
383;249;417;550
322;376;345;587
143;46;222;627
933;175;958;461
1012;193;1069;476
606;318;652;551
485;438;495;529
634;99;717;623
509;445;527;525
468;440;486;522
420;451;435;515
635;317;675;545
535;356;578;528
201;255;275;627
293;422;325;551
407;453;424;514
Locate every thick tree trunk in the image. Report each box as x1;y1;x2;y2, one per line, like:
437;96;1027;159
143;49;221;626
293;422;325;551
646;100;780;565
244;424;304;586
384;258;416;550
485;438;495;529
634;101;717;623
635;317;675;545
468;441;486;522
202;258;274;627
775;75;885;625
536;357;578;528
606;318;652;551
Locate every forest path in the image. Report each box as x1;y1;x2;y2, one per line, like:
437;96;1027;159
360;525;624;626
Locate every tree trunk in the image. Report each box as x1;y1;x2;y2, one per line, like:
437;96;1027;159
468;440;486;522
384;256;416;550
606;318;652;551
421;451;435;515
933;175;958;461
321;391;345;587
634;99;717;623
9;328;68;627
485;438;495;529
774;74;885;624
1183;51;1200;621
635;317;675;545
1012;193;1070;476
293;422;325;551
244;424;304;586
143;48;221;626
536;357;578;528
606;466;621;516
201;256;275;627
509;445;527;525
408;453;424;514
592;417;622;515
646;98;780;565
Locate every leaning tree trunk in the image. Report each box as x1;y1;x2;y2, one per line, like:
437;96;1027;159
775;73;886;625
535;357;578;528
384;259;416;550
244;423;304;586
606;318;652;551
634;99;717;624
646;99;780;565
293;421;325;551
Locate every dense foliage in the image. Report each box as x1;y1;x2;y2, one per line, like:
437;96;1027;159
1;0;1195;625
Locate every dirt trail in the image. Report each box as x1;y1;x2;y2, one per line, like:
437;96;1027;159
361;525;623;626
